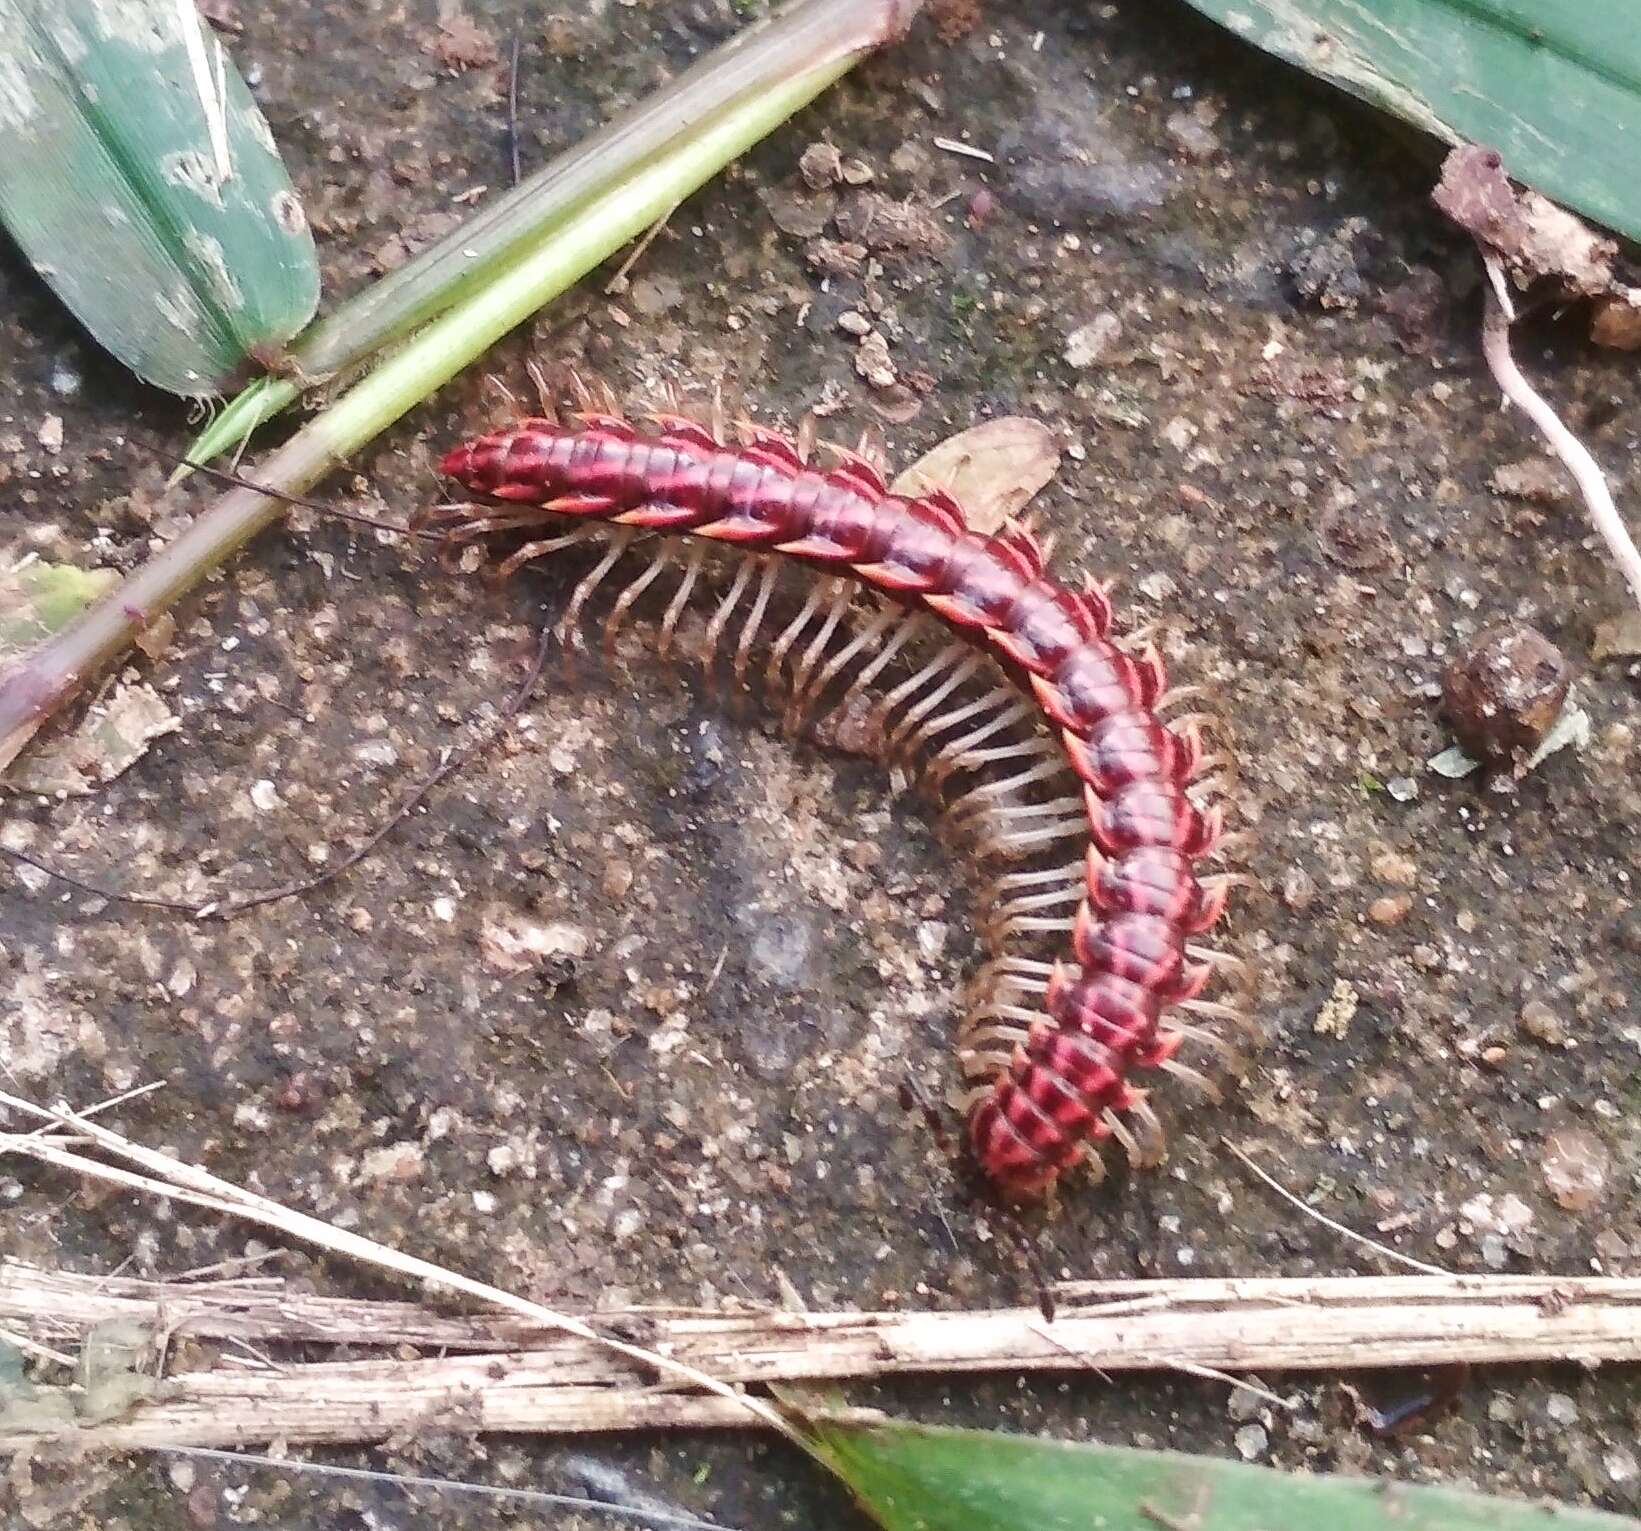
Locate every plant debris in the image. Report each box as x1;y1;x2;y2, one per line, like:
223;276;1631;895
890;416;1061;533
1433;146;1616;299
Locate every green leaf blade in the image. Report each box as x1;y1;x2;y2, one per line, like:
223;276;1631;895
802;1416;1641;1531
0;0;318;395
1177;0;1641;243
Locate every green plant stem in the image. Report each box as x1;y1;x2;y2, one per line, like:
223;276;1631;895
189;0;920;468
0;48;859;771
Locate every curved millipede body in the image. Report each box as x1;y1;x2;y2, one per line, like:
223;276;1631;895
436;396;1246;1197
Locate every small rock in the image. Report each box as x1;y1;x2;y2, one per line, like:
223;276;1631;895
1226;1382;1270;1422
837;310;873;337
1233;1423;1268;1460
1541;1128;1610;1212
1442;624;1571;761
1518;999;1568;1047
806;238;868;277
760;186;833;240
1289;217;1380;311
601;859;634;900
359;1141;425;1184
479;910;590;975
1064;313;1122;368
1545;1392;1579;1426
1489;457;1566;503
1591;294;1641;351
1313;977;1359;1038
1281;867;1316;912
1369;850;1418;887
1367;894;1411;926
249;778;281;812
798;141;843;190
1607;1447;1639;1484
1164;107;1220;160
37;414;64;454
855;330;897;389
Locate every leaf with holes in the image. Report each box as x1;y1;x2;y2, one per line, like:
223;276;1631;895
0;0;319;395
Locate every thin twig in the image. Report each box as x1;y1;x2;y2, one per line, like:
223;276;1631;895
3;605;552;921
1478;251;1641;612
606;207;678;294
7;1263;1641;1450
185;461;432;540
13;1080;167;1142
507;29;524;187
0;1324;75;1369
1224;1140;1450;1277
0;1092;795;1442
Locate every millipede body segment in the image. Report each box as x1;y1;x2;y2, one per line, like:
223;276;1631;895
437;402;1243;1196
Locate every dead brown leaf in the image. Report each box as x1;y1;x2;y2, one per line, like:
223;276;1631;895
1432;146;1616;299
891;417;1061;534
429;1;499;68
8;682;180;795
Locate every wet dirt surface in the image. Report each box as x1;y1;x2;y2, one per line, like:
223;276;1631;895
3;0;1640;1526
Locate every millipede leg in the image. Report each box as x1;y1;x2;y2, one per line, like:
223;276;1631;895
930;735;1060;795
603;544;671;655
946;759;1070;827
733;557;780;692
702;557;757;690
888;667;1000;762
879;653;985;758
785;582;855;733
556;530;634;646
765;580;831;695
981;813;1090;858
492;525;602;580
658;546;706;659
925;701;1045;784
789;606;897;729
822;613;924;736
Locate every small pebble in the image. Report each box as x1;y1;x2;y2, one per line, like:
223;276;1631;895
1369;849;1418;886
1367;894;1411;926
1064;312;1122;368
1233;1423;1269;1460
1281;866;1316;912
798;141;843;189
1442;624;1570;760
1518;999;1569;1047
1546;1393;1580;1426
1541;1128;1610;1212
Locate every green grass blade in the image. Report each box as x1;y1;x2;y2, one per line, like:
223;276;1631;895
800;1415;1641;1531
1176;0;1641;242
182;0;909;473
0;0;318;396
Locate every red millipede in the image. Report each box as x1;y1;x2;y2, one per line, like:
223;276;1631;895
433;389;1248;1198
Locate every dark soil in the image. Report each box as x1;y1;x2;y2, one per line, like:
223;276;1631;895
2;1;1638;1527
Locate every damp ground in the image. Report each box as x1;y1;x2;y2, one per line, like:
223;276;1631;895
1;1;1638;1526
